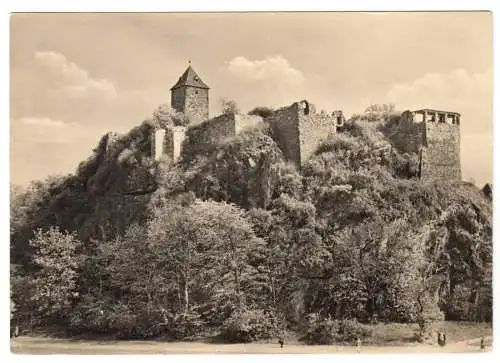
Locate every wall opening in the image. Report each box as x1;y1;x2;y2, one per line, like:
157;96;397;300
427;113;436;122
301;101;310;115
414;112;424;123
438;113;446;123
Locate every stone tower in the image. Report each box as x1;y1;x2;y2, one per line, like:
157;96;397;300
266;100;344;169
389;108;461;180
170;64;209;125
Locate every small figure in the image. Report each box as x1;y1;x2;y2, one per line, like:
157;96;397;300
480;336;486;352
278;337;284;349
437;332;446;347
356;337;362;353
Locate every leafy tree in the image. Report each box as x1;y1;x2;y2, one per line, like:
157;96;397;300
220;98;240;115
27;227;82;325
152;103;189;127
248;106;275;119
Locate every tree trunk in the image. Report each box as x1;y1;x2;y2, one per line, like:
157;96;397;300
184;282;189;314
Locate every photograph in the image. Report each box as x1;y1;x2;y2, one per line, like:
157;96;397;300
9;11;493;355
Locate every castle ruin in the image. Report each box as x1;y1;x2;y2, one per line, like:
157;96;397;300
151;65;462;181
388;108;461;180
267;100;345;168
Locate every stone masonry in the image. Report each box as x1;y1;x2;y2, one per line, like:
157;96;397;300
267;100;345;168
170;65;209;125
150;126;187;162
180;112;263;162
151;65;462;182
390;109;461;180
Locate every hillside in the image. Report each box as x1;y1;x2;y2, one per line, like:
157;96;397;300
10;104;492;343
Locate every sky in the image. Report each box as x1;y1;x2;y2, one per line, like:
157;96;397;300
10;12;493;186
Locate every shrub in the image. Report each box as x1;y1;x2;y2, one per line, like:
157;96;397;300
301;316;372;345
337;318;373;341
220;308;279;343
301;316;340;345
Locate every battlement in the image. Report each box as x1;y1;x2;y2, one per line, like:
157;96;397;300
409;109;461;125
267;100;345;168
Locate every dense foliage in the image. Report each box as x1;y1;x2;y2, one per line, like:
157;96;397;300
10;104;492;343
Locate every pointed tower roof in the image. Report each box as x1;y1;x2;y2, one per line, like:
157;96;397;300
170;65;209;90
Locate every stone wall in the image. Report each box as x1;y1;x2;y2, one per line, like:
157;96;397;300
420;122;461;180
267;103;301;168
388;110;461;180
388;111;426;154
267;100;339;168
170;87;209;126
151;129;166;161
234;114;263;134
171;87;186;117
298;104;339;164
164;126;187;162
181;113;263;163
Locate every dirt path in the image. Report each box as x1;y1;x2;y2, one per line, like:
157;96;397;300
10;336;492;355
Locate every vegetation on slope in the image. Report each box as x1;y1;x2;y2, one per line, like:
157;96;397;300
10;104;492;343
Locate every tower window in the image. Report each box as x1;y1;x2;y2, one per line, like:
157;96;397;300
194;90;199;95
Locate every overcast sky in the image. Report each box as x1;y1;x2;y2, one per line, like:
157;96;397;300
10;12;492;186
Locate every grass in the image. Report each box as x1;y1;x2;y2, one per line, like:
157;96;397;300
11;321;492;355
363;321;492;346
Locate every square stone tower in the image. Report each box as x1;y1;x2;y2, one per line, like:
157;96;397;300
266;100;344;169
390;108;461;180
170;64;209;125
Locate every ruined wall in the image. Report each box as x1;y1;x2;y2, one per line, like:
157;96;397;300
234;114;263;134
151;129;166;161
267;100;339;168
388;111;461;180
298;106;338;164
387;111;426;154
267;103;301;168
420;123;461;180
182;113;264;161
164;126;187;162
181;113;237;163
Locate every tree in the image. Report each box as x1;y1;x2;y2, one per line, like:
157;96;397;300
147;200;264;322
248;106;275;119
220;98;240;115
28;227;82;324
10;175;70;268
152;103;190;127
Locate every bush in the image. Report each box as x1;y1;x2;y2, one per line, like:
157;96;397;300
220;308;279;343
168;311;205;340
301;316;340;345
301;316;372;345
337;318;372;341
